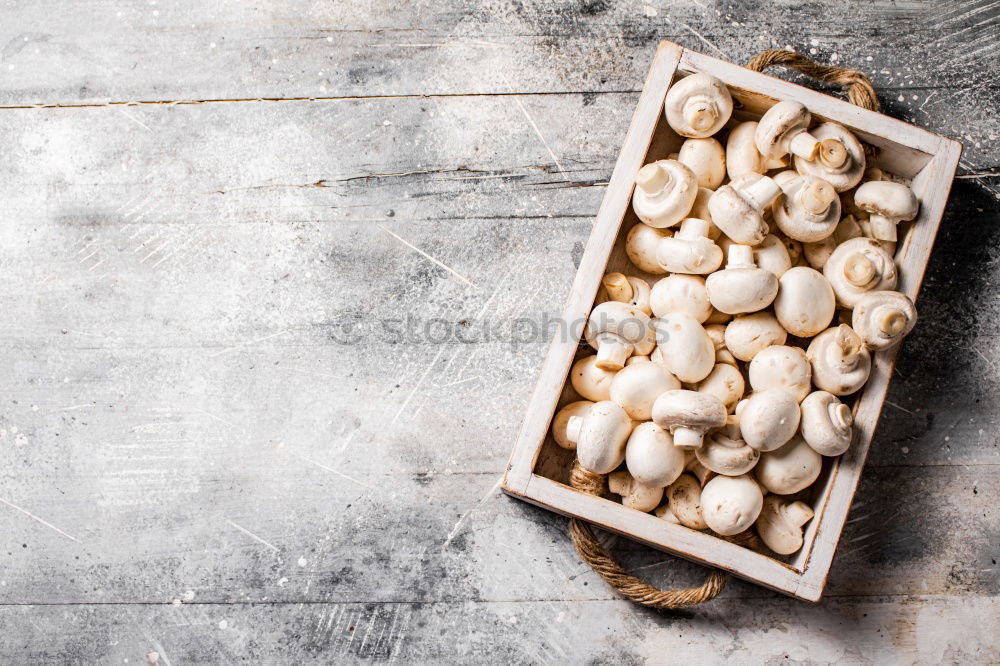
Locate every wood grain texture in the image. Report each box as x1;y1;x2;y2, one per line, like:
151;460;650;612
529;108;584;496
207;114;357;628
0;0;997;662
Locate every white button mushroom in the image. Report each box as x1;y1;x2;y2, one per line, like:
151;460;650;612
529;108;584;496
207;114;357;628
664;73;733;139
625;422;686;488
806;324;872;395
585;301;657;370
748;345;812;403
793;122;866;192
852;180;920;242
726;120;788;181
802;214;863;270
696;416;759;476
677;137;726;190
704;323;738;366
632;160;699;228
724;312;788;362
566;400;633;475
773;266;836;337
651;389;727;450
655;217;723;274
753;234;793;278
755;434;823;495
609;470;664;512
625;223;671;275
705;245;779;314
823;237;898;309
696;362;745;414
684;450;716;487
689;187;723;240
665;473;708;529
649;274;712;322
609;360;680;420
570;355;617;402
738;388;801;452
708;173;783;245
700;474;764;536
800;390;854;456
755;495;815;555
654;503;681;524
773;174;842;242
851;290;917;351
755;100;820;161
652;313;715;383
551;400;595;450
597;273;652;315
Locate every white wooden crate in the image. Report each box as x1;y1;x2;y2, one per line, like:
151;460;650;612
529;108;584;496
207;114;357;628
501;41;962;602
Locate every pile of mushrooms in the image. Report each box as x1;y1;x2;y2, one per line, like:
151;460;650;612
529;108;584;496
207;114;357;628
553;73;922;557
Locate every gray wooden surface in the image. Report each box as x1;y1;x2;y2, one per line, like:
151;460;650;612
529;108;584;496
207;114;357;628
0;1;997;663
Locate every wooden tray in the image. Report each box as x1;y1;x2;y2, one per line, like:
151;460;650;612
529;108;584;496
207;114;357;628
500;41;962;602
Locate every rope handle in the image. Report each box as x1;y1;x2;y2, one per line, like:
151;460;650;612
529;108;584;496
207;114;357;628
567;49;879;610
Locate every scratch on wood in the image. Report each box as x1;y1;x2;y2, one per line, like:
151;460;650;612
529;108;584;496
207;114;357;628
225;519;280;553
379;225;478;289
0;496;81;543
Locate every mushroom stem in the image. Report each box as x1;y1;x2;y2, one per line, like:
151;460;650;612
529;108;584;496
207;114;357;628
601;273;633;303
818;138;849;168
827;325;864;371
636;162;670;194
799;180;837;215
684;96;718;133
676;216;711;240
565;415;584;444
740;176;782;211
726;244;755;268
594;333;633;370
829;402;854;430
784;500;815;528
878;307;908;336
868;213;898;242
843;253;877;287
789;131;820;160
672;426;705;450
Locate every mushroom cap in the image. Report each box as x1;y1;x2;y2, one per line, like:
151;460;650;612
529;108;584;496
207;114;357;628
625;223;671;275
755;100;812;160
823;237;898;308
689;187;723;240
853;180;919;222
806;325;872;395
609;471;664;512
696;425;760;476
655;218;723;274
852;290;917;351
665;474;708;529
652;313;716;383
705;246;779;314
574;400;634;475
597;273;652;315
552;400;594;450
794;122;866;192
678;137;727;190
652;389;727;431
696;363;745;413
664;73;733;138
748;345;812;403
701;474;764;536
738;388;801;452
570;355;617;402
724;312;788;362
802;214;863;270
649;274;712;322
585;301;657;369
632;160;699;228
609;360;681;420
755;496;815;555
774;266;836;337
753;234;793;278
800;390;854;456
726;120;766;181
773;174;842;242
755;434;823;495
625;422;686;488
654;503;681;524
707;183;770;246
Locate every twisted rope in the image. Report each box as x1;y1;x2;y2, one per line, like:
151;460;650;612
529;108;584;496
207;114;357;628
745;49;879;112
